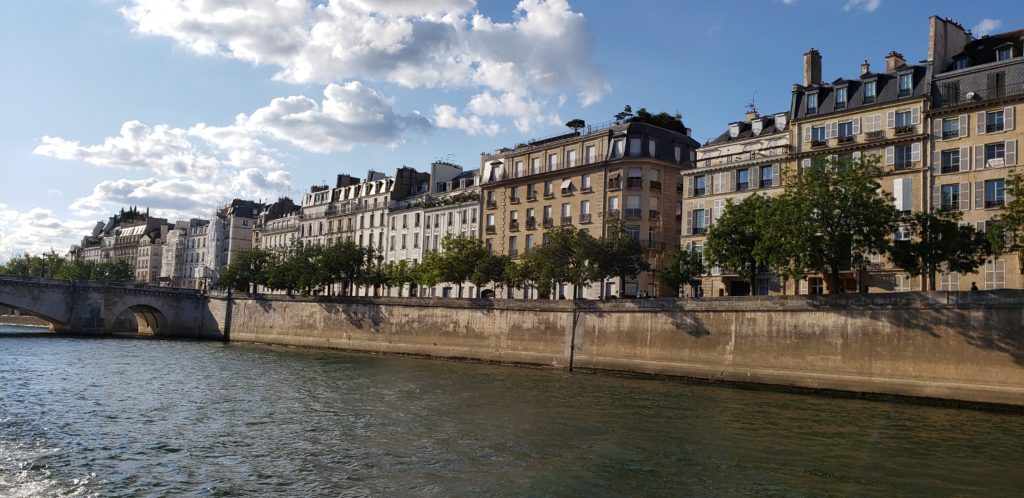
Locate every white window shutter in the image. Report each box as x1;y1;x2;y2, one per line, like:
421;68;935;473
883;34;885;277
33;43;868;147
960;146;971;172
1006;106;1015;131
803;126;811;143
931;184;941;212
911;107;921;125
684;209;691;235
975;181;984;209
887;111;896;129
975;145;984;169
893;179;903;210
932;118;942;140
911;142;921;163
903;178;913;212
853;117;861;134
825;122;835;139
801;158;811;169
977;111;986;135
728;170;736;192
687;176;694;197
773;165;781;186
959;114;969;137
853;150;862;161
750;167;759;189
931;149;940;175
1007;140;1017;166
885;146;895;165
961;182;972;211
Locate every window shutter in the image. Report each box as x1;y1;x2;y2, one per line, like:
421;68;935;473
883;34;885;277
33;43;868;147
1007;140;1017;166
852;150;862;161
977;221;987;233
911;142;921;163
750;167;758;189
853;117;861;134
975;145;984;169
893;179;903;211
960;146;971;171
911;107;920;125
729;170;736;192
687;176;694;197
1006;106;1016;131
977;112;986;135
932;118;942;140
801;158;811;169
885;146;895;165
773;165;781;186
684;209;691;235
803;126;811;143
931;184;941;212
975;181;984;210
931;149;940;175
825;122;834;139
959;114;969;137
903;178;913;212
887;111;896;129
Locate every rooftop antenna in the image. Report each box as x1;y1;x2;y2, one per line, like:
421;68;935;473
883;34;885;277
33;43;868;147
746;91;758;115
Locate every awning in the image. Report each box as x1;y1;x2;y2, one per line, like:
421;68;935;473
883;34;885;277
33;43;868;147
608;171;621;179
560;179;573;190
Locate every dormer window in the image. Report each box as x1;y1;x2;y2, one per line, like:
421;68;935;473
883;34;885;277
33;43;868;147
863;80;877;104
996;46;1012;61
806;92;818;114
751;119;763;135
953;56;969;70
729;123;740;138
835;86;848;109
898;72;913;97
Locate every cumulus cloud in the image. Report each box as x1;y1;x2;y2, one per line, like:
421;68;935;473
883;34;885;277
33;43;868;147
432;104;501;136
843;0;880;12
0;207;96;260
33;81;432;222
467;91;561;133
973;18;1002;37
120;0;610;113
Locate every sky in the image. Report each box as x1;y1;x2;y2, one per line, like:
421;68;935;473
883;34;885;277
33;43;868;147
1;0;1022;260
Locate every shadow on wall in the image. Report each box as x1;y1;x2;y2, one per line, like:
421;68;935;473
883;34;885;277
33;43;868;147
630;298;711;338
316;302;386;329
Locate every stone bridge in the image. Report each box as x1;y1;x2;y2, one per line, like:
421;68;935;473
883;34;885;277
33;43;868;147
0;276;216;337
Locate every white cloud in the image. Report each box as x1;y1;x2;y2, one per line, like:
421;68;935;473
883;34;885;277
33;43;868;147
467;91;561;132
973;18;1002;37
432;104;501;136
843;0;880;12
121;0;610;116
0;207;96;260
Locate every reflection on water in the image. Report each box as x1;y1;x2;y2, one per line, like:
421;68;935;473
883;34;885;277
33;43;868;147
1;324;1022;496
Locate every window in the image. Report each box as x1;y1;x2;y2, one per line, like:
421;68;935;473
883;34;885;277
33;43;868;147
674;145;683;163
985;258;1006;289
544;180;554;197
585;145;597;163
530;157;540;174
985;143;1006;166
838;121;853;139
486;213;495;227
625;195;642;219
863;81;877;104
736;169;749;191
694;175;707;196
566;149;577;168
525;234;534;252
894;145;913;170
610;138;625;159
942;118;959;139
812;125;826;145
692;209;707;235
954;57;969;70
985;179;1006;208
865;114;882;132
835;87;848;109
514;160;524;178
940;149;960;174
809;277;824;295
760;165;774;188
996;46;1012;61
626;225;641;241
898;73;913;97
648;139;657;157
806;93;818;114
527;184;537;200
940;184;960;211
986;111;1005;133
548;153;558;171
581;174;591;191
895;110;912;128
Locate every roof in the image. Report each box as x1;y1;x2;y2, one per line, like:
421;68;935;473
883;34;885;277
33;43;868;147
945;29;1024;71
792;63;929;120
706;112;789;146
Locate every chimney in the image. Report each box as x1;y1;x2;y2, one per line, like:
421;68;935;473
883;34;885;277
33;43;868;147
803;48;822;86
860;60;871;75
744;108;759;122
885;51;906;72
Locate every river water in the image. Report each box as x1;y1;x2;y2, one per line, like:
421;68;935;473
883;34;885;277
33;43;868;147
1;323;1023;497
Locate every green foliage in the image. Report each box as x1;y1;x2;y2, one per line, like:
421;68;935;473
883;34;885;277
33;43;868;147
891;211;991;290
522;226;602;298
986;170;1024;270
321;240;370;295
660;248;704;297
0;251;134;284
778;155;899;293
469;254;510;294
219;247;272;292
435;234;488;296
633;107;687;134
704;194;777;292
565;119;586;132
595;219;650;297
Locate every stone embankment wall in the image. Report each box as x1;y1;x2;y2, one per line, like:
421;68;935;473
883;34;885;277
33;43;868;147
205;291;1024;406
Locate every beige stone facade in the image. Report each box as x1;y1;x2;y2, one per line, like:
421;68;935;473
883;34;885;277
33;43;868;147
480;121;699;298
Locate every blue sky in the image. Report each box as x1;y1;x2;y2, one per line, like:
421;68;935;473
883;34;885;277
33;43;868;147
1;0;1021;259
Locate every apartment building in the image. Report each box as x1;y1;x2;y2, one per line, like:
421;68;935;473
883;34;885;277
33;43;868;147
682;108;792;297
791;48;930;293
480;120;700;299
928;17;1023;290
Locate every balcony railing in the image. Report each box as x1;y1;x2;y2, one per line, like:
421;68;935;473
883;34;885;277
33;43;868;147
579;213;592;224
649;209;661;221
693;187;706;197
509;196;521;204
649;180;662;191
509;220;520;231
837;135;855;144
625;208;643;219
934;82;1024;109
735;182;748;192
691;227;707;235
526;192;537;201
608;178;622;190
866;130;886;141
810;139;828;148
626;178;643;189
509;248;519;258
580;185;593;193
560;216;573;226
543;191;555;199
526;218;537;230
760;179;774;188
486;200;497;209
608;209;621;219
942;130;960;139
986;200;1005;209
543;218;554;228
894;125;916;135
987;123;1005;133
485;225;496;234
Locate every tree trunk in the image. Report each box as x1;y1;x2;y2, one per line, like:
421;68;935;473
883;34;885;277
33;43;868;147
829;267;842;294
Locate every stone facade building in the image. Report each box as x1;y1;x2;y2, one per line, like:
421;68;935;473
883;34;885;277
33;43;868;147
480;120;700;298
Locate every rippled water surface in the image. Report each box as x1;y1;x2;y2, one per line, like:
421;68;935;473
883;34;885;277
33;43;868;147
2;323;1023;496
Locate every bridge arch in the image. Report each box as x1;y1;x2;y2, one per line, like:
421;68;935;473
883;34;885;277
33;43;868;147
114;304;169;336
0;301;66;331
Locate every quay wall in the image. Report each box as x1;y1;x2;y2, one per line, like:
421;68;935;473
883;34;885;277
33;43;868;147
206;291;1024;406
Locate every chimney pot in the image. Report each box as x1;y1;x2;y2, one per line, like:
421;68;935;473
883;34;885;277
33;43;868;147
860;60;871;75
885;51;906;72
803;48;822;86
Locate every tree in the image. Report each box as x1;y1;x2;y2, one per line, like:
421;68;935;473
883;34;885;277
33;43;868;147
613;105;634;124
565;119;586;134
385;260;419;297
415;250;445;293
522;226;602;298
985;170;1024;270
436;234;488;297
596;219;650;298
633;108;687;134
660;248;704;297
469;253;509;297
219;247;272;293
322;240;369;296
704;194;776;294
779;155;899;294
357;249;388;296
891;211;991;290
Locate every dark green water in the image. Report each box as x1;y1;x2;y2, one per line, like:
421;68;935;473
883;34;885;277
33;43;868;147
1;323;1023;497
